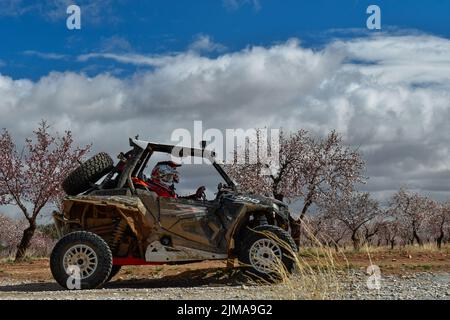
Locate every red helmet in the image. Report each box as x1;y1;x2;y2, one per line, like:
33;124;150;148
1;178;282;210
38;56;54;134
151;161;181;187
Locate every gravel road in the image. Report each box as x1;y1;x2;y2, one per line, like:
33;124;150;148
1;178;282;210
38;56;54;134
0;271;449;300
343;271;450;300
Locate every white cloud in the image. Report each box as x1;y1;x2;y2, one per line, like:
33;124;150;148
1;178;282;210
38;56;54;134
23;50;67;60
78;35;226;65
77;52;176;66
2;34;450;201
188;35;227;53
99;35;133;53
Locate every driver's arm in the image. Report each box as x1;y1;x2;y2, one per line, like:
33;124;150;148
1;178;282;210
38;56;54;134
179;186;206;200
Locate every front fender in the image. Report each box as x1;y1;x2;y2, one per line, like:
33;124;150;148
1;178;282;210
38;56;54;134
225;203;272;254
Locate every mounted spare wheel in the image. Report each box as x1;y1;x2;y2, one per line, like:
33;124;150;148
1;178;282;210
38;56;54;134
62;152;114;195
50;231;113;290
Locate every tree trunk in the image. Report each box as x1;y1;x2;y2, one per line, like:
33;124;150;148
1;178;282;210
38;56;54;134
15;220;37;262
390;240;395;250
273;193;284;202
351;232;360;251
436;232;444;249
413;230;423;247
299;198;313;221
299;185;316;221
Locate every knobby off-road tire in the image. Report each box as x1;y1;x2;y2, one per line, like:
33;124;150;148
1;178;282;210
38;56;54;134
62;152;114;195
50;231;113;290
238;225;297;280
106;265;122;282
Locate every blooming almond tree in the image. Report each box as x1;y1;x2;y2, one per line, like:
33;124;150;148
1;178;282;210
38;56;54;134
361;217;383;246
378;218;402;249
428;202;450;249
226;129;365;246
228;130;365;212
0;121;90;261
317;216;350;251
296;131;366;221
389;188;438;247
323;192;380;251
296;214;324;247
226;129;309;200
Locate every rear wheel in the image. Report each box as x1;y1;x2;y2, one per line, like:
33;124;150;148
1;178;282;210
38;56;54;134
50;231;113;290
106;265;122;282
237;225;297;279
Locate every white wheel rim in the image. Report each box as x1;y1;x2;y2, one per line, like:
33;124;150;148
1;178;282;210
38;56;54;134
249;238;282;274
63;244;98;280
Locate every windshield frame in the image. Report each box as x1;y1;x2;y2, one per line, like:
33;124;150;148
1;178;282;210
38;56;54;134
130;138;236;189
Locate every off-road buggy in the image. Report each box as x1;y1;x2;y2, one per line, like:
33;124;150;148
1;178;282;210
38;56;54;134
50;138;298;289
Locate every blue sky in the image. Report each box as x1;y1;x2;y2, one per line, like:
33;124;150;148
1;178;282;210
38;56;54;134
1;0;450;80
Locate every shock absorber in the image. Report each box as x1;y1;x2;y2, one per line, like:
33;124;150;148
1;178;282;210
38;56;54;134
255;213;268;226
110;219;127;254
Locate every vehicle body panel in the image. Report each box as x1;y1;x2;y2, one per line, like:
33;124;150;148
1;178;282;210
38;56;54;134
54;138;295;265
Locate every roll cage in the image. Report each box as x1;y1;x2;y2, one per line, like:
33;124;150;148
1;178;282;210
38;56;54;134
97;138;236;194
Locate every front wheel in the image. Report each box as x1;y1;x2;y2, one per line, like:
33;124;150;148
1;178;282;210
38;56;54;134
50;231;113;290
237;225;297;279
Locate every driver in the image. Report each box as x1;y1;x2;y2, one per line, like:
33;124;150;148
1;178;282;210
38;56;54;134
147;161;205;200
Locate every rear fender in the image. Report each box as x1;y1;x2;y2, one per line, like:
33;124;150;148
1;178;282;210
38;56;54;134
60;195;155;258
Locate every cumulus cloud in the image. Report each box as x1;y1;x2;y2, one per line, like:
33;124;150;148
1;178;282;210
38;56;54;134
1;34;450;203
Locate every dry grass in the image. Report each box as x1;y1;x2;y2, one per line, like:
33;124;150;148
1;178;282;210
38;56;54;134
0;249;50;263
240;241;449;300
238;228;348;300
338;243;450;256
236;232;449;299
286;230;348;299
346;243;446;253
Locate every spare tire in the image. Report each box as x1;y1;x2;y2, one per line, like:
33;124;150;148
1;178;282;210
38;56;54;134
62;152;114;195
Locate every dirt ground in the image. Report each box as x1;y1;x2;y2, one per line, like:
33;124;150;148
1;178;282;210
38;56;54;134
0;259;231;285
0;248;448;283
331;248;450;274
